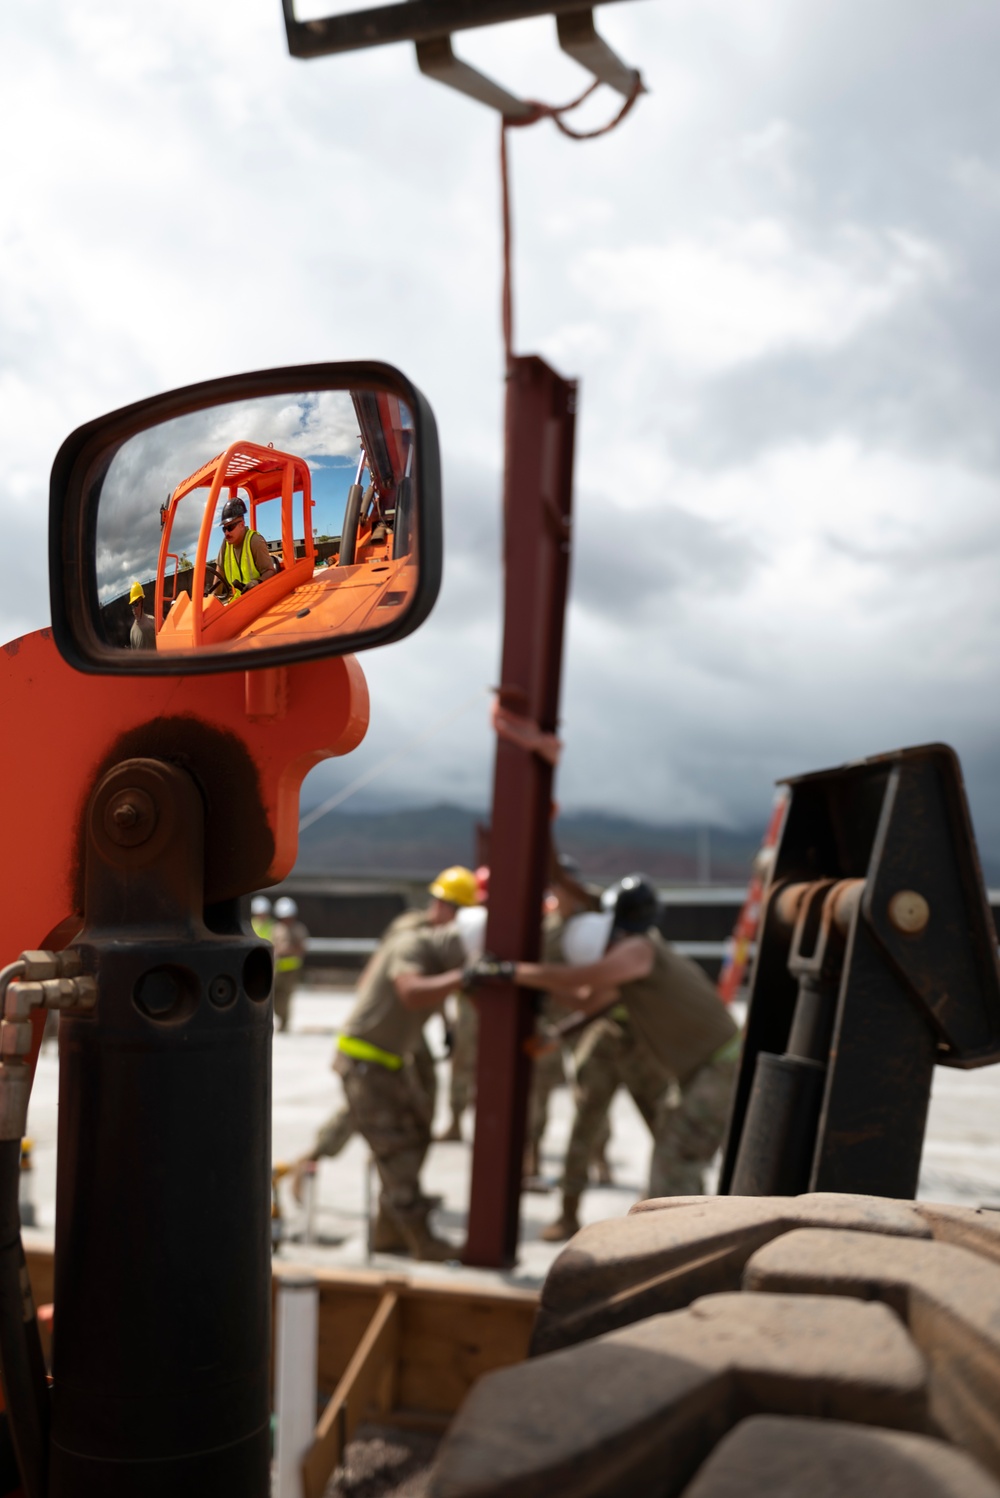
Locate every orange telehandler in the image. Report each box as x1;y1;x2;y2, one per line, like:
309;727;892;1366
154;391;418;656
0;360;439;1497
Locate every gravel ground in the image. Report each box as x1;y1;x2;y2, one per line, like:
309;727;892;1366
324;1426;439;1498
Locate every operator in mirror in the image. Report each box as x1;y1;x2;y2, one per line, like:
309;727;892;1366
210;496;277;600
129;582;156;650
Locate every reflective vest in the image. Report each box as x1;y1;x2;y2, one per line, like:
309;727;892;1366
337;1035;403;1071
222;530;263;593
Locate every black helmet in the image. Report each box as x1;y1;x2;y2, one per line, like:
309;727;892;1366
602;874;659;934
221;496;247;524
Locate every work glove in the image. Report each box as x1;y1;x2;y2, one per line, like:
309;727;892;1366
462;954;516;990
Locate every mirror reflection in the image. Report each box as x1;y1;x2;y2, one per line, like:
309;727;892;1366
95;388;418;655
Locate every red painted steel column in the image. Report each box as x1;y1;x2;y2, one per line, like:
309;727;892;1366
462;355;576;1267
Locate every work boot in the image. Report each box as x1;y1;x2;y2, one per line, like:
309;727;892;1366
371;1208;409;1254
397;1209;456;1263
540;1194;581;1243
435;1114;463;1143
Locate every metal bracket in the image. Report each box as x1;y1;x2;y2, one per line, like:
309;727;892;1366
556;10;642;97
282;1;646;116
720;743;1000;1202
416;35;536;119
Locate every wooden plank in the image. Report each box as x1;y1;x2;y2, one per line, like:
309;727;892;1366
23;1239;55;1311
316;1285;382;1393
301;1288;402;1498
397;1293;535;1413
29;1244;539;1430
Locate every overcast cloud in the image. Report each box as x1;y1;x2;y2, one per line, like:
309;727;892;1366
4;0;1000;858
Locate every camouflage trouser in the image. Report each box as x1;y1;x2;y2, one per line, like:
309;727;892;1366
314;1038;437;1160
314;1102;355;1159
647;1055;737;1199
273;969;299;1031
449;994;479;1116
563;1019;670;1198
338;1054;433;1220
526;1043;565;1153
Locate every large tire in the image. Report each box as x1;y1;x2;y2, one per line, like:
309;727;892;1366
428;1194;1000;1497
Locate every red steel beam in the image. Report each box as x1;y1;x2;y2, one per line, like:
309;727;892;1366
463;355;576;1267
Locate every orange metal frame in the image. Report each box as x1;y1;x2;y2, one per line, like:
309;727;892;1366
0;623;369;1076
156;441;317;647
150;421;419;658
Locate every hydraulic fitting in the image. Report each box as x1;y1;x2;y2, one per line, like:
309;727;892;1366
0;950;95;1141
17;950;83;982
5;978;96;1019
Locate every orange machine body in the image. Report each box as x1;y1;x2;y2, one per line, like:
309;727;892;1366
0;625;368;981
154;397;417;657
0;625;367;1447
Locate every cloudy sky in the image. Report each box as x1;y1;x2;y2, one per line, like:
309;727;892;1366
4;1;1000;855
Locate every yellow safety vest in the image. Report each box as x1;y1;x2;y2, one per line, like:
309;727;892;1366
337;1035;403;1071
223;530;263;593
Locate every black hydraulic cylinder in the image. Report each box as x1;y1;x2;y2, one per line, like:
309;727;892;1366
49;758;274;1497
786;976;838;1062
728;1051;826;1196
50;948;272;1495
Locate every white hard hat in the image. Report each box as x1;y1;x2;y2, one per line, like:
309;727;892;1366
250;896;271;916
562;910;613;966
274;897;298;919
455;905;487;964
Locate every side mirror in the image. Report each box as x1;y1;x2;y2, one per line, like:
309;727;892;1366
49;361;442;674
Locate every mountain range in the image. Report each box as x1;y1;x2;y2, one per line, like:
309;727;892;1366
295;803;763;883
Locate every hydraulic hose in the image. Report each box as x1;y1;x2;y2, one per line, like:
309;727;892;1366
0;1136;49;1498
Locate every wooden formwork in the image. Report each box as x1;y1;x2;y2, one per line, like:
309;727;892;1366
271;1264;537;1496
22;1242;537;1498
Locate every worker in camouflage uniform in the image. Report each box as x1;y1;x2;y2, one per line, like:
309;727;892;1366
541;1007;671;1236
290;867;479;1233
271;897;308;1032
437;866;488;1142
333;917;470;1260
482;873;739;1239
524;855;611;1186
250;894;273;942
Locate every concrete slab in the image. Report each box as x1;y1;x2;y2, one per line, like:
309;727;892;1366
18;985;1000;1291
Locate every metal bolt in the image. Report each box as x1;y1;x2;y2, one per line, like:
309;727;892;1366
209;974;237;1009
134;967;186;1020
888;889;930;935
103;787;157;848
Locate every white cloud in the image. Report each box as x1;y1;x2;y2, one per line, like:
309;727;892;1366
4;0;1000;860
576;221;948;372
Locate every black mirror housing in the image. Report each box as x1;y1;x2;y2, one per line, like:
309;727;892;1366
49;361;443;675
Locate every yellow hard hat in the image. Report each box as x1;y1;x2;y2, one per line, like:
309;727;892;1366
429;866;479;907
129;581;145;604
